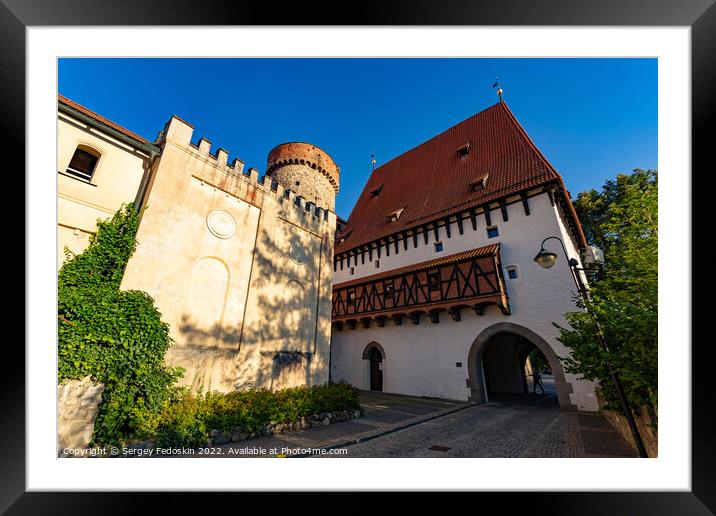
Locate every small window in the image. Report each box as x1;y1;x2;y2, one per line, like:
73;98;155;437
387;207;405;223
383;281;394;300
487;226;499;239
65;147;100;182
350;267;355;276
428;271;441;291
337;229;353;244
347;291;356;305
375;260;380;269
506;266;518;279
457;142;471;159
434;242;443;253
370;184;384;197
469;176;488;193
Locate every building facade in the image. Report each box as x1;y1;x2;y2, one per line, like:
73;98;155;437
58;96;338;393
57;95;159;267
58;94;597;411
330;100;598;411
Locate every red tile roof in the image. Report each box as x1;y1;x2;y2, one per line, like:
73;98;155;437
58;94;151;145
336;100;585;253
334;243;500;290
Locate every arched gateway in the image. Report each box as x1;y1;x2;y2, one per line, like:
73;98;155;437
467;322;576;411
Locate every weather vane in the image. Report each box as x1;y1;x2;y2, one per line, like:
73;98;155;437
371;152;376;171
492;77;503;99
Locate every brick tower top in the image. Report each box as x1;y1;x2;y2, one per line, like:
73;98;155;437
267;142;340;211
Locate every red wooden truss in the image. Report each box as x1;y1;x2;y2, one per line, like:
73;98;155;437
332;244;510;329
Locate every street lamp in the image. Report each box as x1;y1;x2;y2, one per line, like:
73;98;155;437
534;236;649;458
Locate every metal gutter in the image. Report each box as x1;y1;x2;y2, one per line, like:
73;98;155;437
58;102;161;158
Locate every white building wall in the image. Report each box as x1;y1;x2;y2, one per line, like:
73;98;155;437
331;191;599;411
57;112;152;267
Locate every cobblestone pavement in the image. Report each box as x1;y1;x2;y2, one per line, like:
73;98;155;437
193;385;636;458
314;391;637;458
206;390;469;458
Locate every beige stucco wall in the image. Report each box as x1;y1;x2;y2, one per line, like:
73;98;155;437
57;112;152;267
120;116;337;393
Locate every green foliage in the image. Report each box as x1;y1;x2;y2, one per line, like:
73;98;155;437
58;203;183;445
58;203;362;448
155;382;361;449
557;169;658;413
528;349;550;373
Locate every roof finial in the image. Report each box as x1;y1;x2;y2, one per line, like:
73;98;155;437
371;152;376;172
492;77;503;100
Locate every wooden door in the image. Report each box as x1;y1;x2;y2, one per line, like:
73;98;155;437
368;347;383;391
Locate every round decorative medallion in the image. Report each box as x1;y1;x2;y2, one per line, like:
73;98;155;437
206;210;236;239
290;240;307;264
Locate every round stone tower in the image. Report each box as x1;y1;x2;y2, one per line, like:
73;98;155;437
266;142;340;211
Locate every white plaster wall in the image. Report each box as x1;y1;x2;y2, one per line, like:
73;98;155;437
57;113;151;267
331;192;599;411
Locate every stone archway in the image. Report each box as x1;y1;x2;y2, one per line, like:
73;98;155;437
467;322;576;411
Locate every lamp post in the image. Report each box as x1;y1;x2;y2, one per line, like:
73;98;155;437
534;236;648;458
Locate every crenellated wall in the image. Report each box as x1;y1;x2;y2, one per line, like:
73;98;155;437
266;142;340;211
120;116;337;393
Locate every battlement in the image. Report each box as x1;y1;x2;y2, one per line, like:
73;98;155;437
267;142;340;194
161;116;335;226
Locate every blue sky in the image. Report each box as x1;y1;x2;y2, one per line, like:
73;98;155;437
59;58;657;220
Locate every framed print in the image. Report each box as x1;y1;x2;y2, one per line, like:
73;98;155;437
6;0;714;513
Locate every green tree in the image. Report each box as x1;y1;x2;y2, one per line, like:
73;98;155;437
556;169;657;413
58;203;183;445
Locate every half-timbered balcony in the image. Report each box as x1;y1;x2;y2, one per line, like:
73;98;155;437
332;244;510;329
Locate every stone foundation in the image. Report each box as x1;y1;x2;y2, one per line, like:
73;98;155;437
57;376;104;456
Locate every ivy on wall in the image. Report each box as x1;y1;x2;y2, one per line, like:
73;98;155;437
58;203;183;445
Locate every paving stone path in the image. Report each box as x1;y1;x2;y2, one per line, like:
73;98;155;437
202;389;636;458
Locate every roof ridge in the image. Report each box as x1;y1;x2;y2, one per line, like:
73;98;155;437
340;102;505;225
497;99;563;181
499;100;587;247
369;101;503;176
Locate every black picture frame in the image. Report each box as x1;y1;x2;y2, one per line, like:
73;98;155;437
6;0;713;513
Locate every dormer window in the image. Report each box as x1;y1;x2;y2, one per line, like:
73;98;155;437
337;229;353;244
65;146;100;182
370;184;384;197
387;208;405;223
469;174;489;193
457;142;471;159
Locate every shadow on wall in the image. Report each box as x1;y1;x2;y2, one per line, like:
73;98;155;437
173;222;331;392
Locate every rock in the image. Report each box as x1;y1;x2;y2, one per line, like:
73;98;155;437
322;417;331;426
213;431;231;445
209;429;220;438
231;431;249;442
